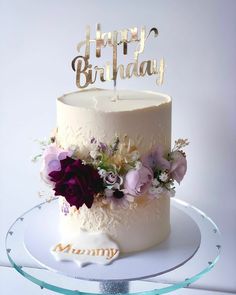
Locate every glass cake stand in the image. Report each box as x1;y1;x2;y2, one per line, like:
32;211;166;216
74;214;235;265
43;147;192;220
5;198;221;294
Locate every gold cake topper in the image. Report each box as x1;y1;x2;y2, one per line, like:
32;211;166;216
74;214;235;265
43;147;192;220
72;24;165;89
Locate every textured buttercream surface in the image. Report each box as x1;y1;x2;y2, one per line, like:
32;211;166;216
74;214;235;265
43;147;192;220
59;196;170;253
56;88;172;155
56;88;172;253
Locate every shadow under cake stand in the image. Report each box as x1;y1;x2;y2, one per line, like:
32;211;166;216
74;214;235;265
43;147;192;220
5;198;221;294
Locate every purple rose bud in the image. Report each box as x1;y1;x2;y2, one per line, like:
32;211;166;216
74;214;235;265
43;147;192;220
104;171;119;185
124;165;153;196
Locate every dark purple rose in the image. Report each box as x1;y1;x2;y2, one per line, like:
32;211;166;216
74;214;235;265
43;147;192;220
49;157;103;209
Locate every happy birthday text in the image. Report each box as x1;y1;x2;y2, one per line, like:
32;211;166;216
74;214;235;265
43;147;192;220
72;24;165;89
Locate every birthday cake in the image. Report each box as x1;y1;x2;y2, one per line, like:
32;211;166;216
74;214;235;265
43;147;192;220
38;25;188;267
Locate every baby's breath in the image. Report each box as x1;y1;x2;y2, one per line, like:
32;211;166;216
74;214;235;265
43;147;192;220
172;138;189;152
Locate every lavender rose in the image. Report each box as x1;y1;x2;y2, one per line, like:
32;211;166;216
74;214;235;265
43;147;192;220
40;144;72;184
104;171;123;188
169;151;187;184
49;157;104;209
104;171;119;185
141;145;170;171
124;165;153;196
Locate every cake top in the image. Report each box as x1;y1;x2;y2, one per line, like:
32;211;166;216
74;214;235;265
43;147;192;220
58;89;171;113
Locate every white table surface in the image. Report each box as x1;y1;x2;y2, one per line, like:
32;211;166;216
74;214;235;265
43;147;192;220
1;0;236;294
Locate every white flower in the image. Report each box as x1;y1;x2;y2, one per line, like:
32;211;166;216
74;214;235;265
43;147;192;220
148;186;163;199
149;186;163;194
148;184;174;199
104;188;134;209
135;161;142;169
157;187;175;198
130;150;140;161
148;177;164;199
159;171;169;182
98;168;107;177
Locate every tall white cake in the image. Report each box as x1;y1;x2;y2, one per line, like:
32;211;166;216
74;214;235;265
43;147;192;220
56;88;172;253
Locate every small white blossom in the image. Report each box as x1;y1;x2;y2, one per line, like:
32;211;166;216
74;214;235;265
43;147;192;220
135;161;142;169
148;186;163;199
148;178;163;198
152;178;160;187
148;185;163;195
160;187;176;198
159;171;169;182
104;188;134;210
130;150;140;161
98;168;107;177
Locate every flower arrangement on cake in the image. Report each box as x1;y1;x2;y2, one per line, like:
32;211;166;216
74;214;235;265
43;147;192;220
36;135;189;211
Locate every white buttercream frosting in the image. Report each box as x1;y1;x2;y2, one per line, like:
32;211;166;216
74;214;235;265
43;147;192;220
59;195;170;253
56;88;172;255
58;88;171;112
56;88;171;156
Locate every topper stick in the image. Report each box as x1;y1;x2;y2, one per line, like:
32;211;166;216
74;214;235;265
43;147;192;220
111;78;119;102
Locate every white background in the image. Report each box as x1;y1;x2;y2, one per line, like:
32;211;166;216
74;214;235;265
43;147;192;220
0;0;235;294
